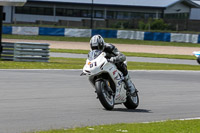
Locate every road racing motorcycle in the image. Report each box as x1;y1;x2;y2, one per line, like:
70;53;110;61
81;50;139;110
193;51;200;64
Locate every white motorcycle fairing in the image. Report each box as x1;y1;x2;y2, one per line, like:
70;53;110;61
193;51;200;64
82;51;127;104
193;51;200;57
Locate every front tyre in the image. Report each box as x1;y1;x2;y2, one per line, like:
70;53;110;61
124;90;139;109
197;56;200;64
95;80;114;110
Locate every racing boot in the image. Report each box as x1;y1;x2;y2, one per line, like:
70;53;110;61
124;74;136;96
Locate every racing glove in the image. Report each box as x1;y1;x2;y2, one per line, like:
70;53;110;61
107;57;116;63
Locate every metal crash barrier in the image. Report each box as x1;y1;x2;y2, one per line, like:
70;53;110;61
1;42;50;62
1;42;14;61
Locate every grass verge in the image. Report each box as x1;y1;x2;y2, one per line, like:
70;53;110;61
51;49;196;60
3;34;200;47
0;57;199;70
31;119;200;133
0;58;84;69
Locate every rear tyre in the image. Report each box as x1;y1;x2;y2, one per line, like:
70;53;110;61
95;80;114;110
124;90;139;109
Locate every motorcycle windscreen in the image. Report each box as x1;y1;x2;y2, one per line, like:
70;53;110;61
88;50;102;61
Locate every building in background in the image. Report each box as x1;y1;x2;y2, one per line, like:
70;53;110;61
190;0;200;20
3;0;199;23
2;0;200;30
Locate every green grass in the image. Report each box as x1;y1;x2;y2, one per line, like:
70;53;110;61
30;119;200;133
124;52;196;60
127;62;200;70
0;57;200;70
51;49;196;60
3;34;200;47
0;58;85;69
51;49;90;54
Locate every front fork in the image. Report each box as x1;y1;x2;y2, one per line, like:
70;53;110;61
95;79;114;96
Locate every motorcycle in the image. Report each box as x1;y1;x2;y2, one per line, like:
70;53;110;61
81;50;139;110
193;51;200;64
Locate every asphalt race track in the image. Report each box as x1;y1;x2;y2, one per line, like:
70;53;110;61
0;70;200;133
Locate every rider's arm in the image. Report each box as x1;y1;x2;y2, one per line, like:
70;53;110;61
104;43;126;63
110;47;126;63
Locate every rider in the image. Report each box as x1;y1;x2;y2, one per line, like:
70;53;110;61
90;34;136;95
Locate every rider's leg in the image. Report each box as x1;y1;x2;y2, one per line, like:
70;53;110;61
116;62;136;95
124;73;136;95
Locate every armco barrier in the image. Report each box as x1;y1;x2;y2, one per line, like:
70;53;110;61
1;42;14;61
14;42;49;62
1;42;50;62
2;26;200;44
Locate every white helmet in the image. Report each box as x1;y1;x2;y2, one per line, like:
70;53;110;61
90;35;105;51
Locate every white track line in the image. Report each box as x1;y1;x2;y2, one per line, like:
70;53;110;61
143;117;200;123
179;117;200;120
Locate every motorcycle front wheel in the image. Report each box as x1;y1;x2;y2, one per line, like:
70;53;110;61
95;80;114;110
197;56;200;64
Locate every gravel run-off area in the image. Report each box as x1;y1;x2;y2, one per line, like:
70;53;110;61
3;39;200;55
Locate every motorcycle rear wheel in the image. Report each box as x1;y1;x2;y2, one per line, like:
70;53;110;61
95;80;114;110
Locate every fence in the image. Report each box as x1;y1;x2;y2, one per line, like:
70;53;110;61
3;26;200;44
1;42;50;62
